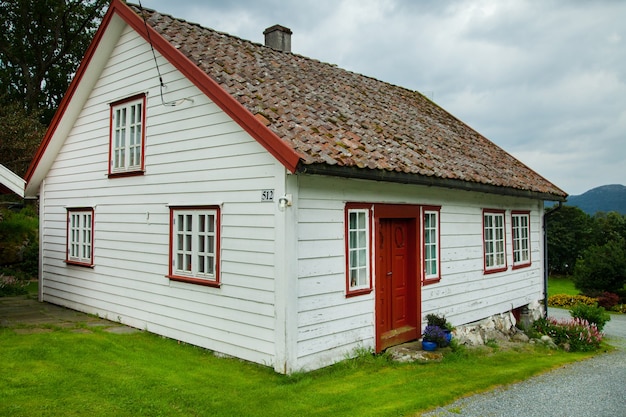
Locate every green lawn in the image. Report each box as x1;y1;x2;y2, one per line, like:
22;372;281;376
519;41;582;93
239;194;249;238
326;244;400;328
0;326;599;417
548;275;579;297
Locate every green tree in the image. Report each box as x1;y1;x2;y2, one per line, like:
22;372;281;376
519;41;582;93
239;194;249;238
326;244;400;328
0;0;108;123
592;211;626;246
572;238;626;294
0;98;45;176
547;206;594;275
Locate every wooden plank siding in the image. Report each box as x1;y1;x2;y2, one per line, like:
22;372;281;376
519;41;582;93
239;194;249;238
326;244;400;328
38;25;285;367
294;175;544;371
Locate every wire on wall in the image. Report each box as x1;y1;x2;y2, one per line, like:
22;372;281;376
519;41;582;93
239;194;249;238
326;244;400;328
138;0;193;107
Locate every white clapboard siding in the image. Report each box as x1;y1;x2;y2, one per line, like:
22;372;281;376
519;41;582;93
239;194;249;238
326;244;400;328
39;24;284;368
294;174;545;369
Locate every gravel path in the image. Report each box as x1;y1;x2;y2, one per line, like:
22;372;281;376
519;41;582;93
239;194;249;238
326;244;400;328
422;309;626;417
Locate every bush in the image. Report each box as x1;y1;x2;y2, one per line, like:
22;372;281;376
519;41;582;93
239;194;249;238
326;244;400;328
0;205;39;282
572;239;626;294
611;304;626;313
532;317;603;352
548;294;597;308
569;303;611;332
596;292;620;309
0;274;29;297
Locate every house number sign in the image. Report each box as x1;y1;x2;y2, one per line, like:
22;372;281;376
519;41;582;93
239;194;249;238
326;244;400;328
261;189;274;201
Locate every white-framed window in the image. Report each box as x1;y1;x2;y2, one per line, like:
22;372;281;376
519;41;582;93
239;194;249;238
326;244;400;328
66;208;94;266
483;210;506;273
169;206;220;286
512;211;531;268
423;207;441;283
345;204;372;296
109;94;146;176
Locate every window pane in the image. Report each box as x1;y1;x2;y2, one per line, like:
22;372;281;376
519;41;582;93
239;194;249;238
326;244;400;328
349;231;358;249
348;212;356;229
357;268;365;286
198;256;205;273
349;250;357;268
207;256;214;274
357;212;365;229
185;255;190;272
208;215;215;233
358;249;366;267
357;230;366;247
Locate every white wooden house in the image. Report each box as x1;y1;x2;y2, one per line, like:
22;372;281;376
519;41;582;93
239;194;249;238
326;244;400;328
24;0;567;373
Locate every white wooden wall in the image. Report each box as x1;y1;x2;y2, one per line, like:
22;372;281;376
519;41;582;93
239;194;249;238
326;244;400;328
294;175;544;371
39;25;285;367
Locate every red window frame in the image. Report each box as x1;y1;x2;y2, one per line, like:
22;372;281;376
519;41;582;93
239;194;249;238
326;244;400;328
168;206;221;287
108;93;147;178
511;210;531;269
483;209;507;274
345;203;373;297
422;205;441;285
66;207;95;267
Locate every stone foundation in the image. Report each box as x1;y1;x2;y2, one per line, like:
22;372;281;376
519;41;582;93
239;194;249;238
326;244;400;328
453;303;543;346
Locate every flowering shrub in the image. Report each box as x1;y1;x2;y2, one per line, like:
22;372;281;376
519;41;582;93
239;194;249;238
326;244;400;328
547;294;597;308
422;325;448;347
569;303;611;331
532;317;603;352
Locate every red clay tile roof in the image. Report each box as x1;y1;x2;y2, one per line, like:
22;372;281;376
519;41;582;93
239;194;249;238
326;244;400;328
131;5;567;200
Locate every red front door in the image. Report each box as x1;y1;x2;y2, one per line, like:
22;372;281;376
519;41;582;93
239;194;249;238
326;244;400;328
376;217;419;351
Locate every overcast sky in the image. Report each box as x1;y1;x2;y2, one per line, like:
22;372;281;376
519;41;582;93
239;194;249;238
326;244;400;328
142;0;625;196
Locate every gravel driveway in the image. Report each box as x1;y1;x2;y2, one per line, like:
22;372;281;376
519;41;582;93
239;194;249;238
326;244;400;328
422;308;626;417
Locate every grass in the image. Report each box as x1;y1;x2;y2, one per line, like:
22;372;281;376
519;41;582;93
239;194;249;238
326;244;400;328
0;327;600;417
548;275;579;297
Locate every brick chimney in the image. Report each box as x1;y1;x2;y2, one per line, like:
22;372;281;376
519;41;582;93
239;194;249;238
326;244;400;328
264;25;292;52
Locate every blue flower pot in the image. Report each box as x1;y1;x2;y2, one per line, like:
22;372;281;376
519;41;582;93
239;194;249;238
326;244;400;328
422;340;437;351
444;330;452;344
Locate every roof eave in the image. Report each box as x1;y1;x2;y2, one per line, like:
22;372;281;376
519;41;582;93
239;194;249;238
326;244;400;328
296;163;568;202
0;164;25;198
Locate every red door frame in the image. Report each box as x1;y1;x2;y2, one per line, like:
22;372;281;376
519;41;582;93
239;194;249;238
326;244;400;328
373;204;422;352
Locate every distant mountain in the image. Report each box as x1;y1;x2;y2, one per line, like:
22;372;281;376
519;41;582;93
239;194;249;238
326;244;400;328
564;184;626;215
